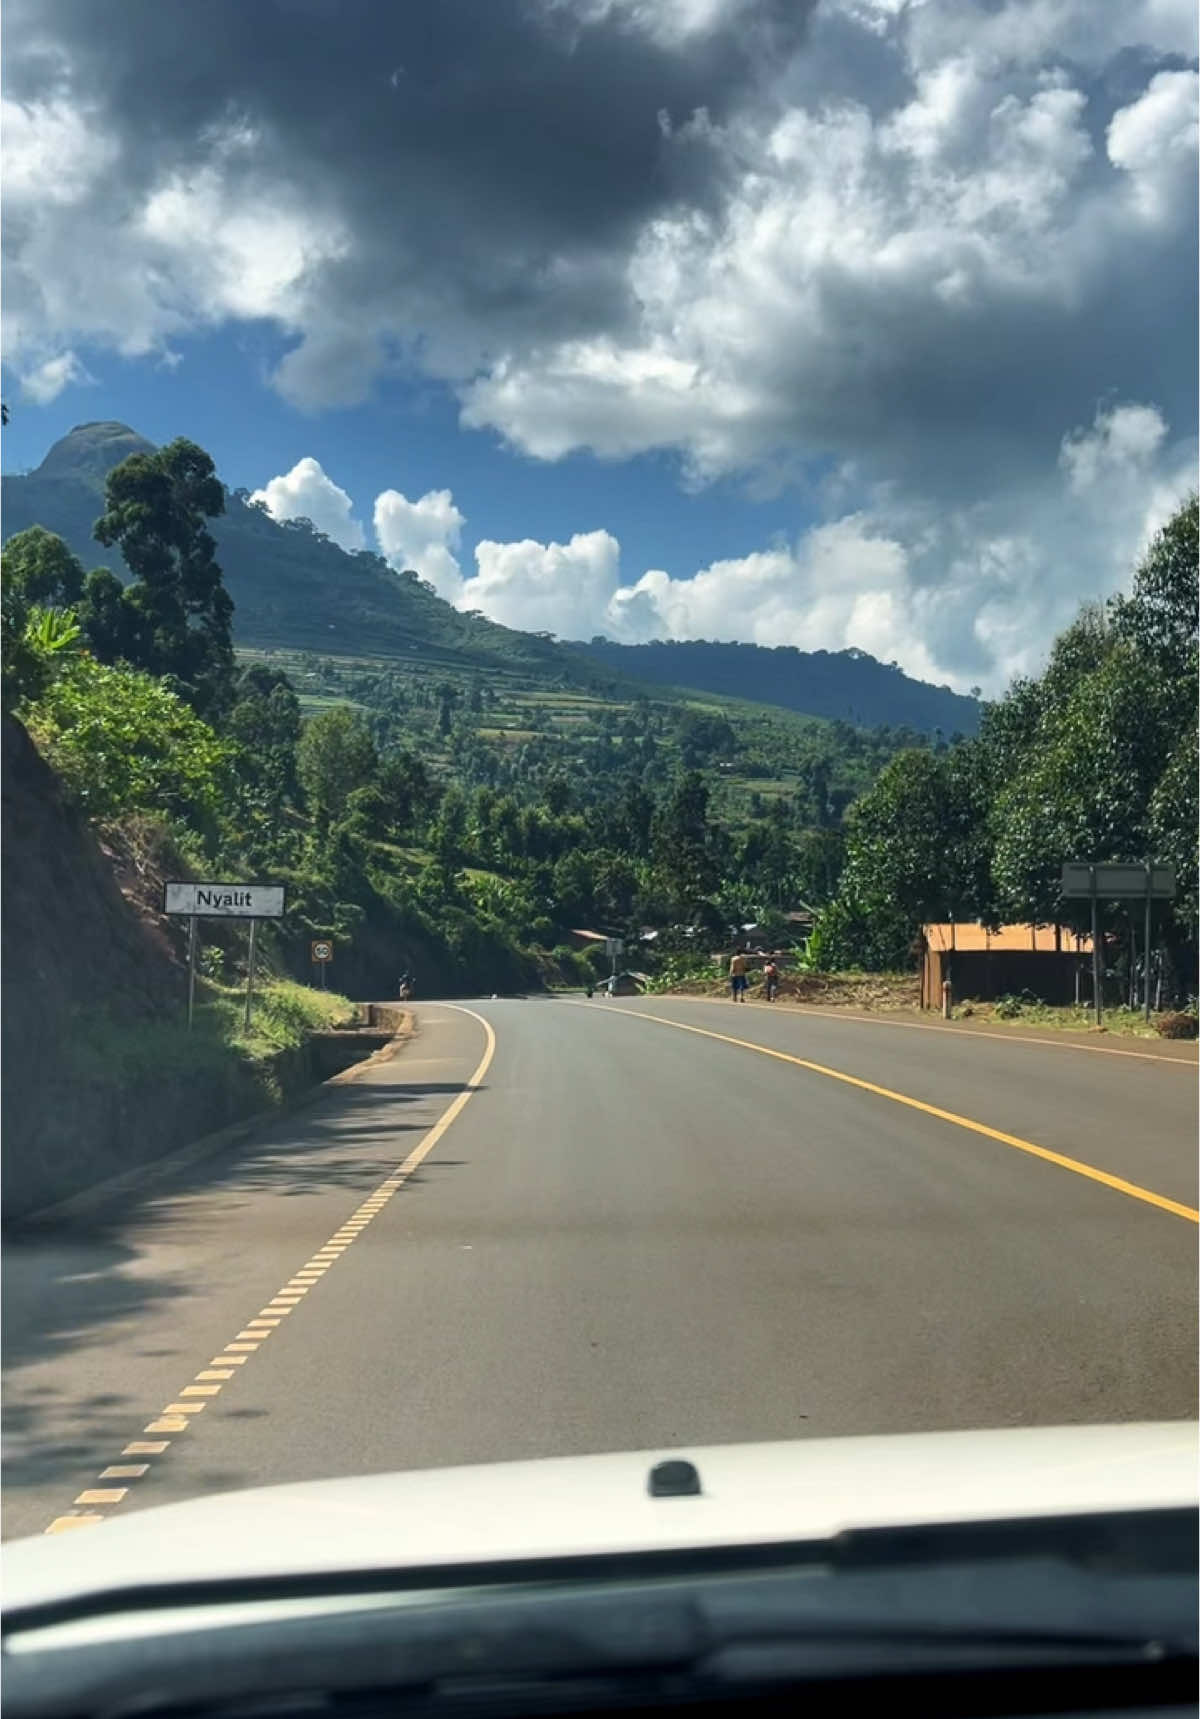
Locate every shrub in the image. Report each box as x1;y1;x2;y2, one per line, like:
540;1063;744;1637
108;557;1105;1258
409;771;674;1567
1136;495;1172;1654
1156;1011;1199;1040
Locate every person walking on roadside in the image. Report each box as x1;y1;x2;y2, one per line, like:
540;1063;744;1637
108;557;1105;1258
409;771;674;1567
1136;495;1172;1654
729;949;748;1001
763;958;779;1002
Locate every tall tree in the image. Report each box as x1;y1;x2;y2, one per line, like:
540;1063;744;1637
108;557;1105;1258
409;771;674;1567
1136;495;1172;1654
92;438;234;713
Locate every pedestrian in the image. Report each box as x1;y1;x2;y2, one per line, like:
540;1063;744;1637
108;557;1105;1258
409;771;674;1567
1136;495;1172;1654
729;949;748;1001
763;958;779;1002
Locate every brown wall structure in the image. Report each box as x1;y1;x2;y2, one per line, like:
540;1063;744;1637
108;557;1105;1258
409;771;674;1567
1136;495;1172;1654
920;922;1093;1009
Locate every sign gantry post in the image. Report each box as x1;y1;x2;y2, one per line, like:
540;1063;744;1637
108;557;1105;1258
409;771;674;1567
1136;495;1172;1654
165;883;287;1031
1060;863;1176;1028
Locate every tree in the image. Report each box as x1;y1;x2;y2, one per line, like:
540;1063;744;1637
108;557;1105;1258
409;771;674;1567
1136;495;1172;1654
653;772;717;914
377;750;436;837
226;665;302;815
24;655;234;840
436;681;459;737
92;437;234;713
1110;495;1198;684
2;579;43;712
991;641;1178;927
430;785;469;872
297;706;378;824
1;527;85;608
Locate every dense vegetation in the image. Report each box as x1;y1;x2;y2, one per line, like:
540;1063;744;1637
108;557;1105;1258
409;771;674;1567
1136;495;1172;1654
3;429;1194;1005
810;498;1198;999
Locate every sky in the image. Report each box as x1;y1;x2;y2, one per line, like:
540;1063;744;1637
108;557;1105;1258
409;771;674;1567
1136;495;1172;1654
3;0;1197;696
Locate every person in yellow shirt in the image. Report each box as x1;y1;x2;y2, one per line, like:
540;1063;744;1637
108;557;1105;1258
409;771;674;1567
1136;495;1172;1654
729;950;748;1001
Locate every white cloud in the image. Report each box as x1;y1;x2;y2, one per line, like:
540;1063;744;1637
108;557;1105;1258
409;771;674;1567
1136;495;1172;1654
1059;402;1168;494
449;398;1194;693
1107;69;1199;223
373;487;466;600
250;457;366;551
460;530;623;636
18;349;92;404
2;98;345;368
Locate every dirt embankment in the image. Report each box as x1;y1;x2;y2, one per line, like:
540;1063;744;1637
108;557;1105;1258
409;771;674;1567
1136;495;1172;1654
0;718;391;1223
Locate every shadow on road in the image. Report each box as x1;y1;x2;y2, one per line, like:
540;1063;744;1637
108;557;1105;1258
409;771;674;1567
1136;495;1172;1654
2;1075;478;1507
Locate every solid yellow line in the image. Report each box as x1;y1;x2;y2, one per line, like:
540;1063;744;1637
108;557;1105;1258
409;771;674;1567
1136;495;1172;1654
612;1008;1200;1225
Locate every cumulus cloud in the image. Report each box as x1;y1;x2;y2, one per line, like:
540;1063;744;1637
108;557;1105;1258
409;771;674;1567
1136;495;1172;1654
249;457;365;551
6;0;1197;690
373;487;466;601
461;530;623;637
19;349;92;404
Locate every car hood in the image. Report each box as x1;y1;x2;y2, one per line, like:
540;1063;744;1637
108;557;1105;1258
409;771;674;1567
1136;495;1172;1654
5;1422;1196;1612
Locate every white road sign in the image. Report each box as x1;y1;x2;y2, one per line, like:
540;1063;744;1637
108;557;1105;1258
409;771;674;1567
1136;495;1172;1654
165;882;286;919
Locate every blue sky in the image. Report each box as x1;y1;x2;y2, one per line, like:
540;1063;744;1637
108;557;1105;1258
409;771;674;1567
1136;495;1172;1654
4;0;1196;692
3;324;809;595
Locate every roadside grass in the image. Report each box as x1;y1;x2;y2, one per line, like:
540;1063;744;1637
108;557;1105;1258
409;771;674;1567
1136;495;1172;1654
65;979;357;1089
959;997;1186;1041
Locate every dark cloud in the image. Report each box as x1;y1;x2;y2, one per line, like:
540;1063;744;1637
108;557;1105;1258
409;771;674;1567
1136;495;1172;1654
5;0;815;361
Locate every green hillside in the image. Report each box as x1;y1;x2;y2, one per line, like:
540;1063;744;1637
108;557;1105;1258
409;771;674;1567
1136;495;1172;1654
4;422;980;734
1;424;628;694
571;639;980;736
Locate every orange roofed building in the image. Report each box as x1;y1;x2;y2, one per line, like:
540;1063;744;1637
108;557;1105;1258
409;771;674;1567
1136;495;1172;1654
919;922;1093;1010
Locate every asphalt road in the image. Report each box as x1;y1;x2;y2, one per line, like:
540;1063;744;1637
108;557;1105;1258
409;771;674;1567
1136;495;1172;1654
3;995;1196;1541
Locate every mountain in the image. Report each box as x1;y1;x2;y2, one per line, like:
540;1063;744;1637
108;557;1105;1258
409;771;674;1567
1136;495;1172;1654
2;424;618;687
571;639;980;735
3;424;980;732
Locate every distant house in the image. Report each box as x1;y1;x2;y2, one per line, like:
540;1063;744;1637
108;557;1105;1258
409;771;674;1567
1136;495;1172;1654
567;928;609;952
920;922;1093;1009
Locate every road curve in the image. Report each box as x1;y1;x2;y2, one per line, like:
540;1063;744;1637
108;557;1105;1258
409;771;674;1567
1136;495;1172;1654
3;995;1195;1540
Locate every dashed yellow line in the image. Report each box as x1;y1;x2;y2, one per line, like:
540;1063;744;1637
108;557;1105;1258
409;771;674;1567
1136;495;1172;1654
591;1005;1199;1226
43;1007;496;1535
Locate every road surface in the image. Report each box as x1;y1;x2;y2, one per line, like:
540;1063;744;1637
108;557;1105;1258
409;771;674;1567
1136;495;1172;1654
3;996;1196;1540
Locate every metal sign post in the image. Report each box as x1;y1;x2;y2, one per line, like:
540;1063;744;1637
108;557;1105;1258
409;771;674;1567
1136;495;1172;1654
165;882;286;1029
244;919;259;1031
1143;862;1154;1023
1060;862;1176;1026
311;940;333;989
186;915;198;1032
1089;867;1102;1028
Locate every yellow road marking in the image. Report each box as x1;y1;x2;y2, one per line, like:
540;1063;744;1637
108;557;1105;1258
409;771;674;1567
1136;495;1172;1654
609;1007;1199;1225
662;994;1196;1065
43;1005;497;1535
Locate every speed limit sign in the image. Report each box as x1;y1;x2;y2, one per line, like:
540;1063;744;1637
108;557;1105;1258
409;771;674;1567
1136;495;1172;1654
311;940;333;963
